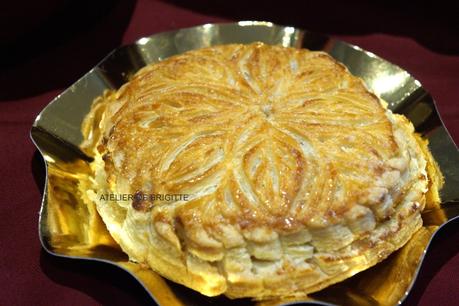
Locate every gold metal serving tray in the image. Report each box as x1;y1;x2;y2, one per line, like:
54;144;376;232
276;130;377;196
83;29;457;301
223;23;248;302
31;21;459;306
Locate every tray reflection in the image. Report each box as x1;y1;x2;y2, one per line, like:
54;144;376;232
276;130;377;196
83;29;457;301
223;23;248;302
31;21;459;306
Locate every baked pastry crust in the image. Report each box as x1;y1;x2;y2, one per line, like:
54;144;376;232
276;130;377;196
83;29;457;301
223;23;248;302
81;43;442;299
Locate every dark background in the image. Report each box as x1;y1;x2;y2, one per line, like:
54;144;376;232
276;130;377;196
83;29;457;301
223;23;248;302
0;0;458;305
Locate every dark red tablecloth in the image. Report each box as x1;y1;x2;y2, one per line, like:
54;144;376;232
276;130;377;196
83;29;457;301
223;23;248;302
1;1;458;305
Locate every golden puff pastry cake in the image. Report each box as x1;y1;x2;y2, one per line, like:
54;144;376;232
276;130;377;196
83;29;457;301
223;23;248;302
81;43;443;299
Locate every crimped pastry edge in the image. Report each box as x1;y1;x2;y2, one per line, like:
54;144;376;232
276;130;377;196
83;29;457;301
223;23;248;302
83;113;435;299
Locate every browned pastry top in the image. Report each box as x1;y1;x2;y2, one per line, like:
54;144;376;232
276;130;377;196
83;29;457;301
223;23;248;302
104;43;399;230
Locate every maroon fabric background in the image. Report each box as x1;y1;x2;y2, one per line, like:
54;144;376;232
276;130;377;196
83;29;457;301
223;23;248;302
0;1;458;305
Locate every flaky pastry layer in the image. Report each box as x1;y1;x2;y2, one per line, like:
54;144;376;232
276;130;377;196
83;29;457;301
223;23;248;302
81;43;442;299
